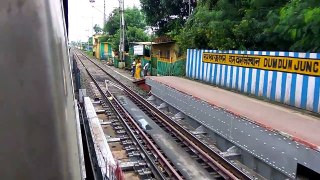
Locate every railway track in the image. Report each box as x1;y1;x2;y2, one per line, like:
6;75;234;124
75;52;183;180
75;50;252;180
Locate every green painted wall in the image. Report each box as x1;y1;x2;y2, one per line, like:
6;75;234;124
99;43;112;60
100;43;104;59
157;59;186;76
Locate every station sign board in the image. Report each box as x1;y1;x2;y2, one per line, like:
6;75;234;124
203;52;320;76
134;45;144;56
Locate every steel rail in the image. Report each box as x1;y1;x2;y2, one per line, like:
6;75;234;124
77;50;251;179
74;52;183;180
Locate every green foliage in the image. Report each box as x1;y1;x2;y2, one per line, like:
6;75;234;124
126;26;150;43
104;7;147;35
88;36;93;45
104;9;119;35
98;35;110;43
103;7;149;52
142;0;319;52
140;0;196;35
93;24;102;34
176;1;245;50
110;27;150;52
110;30;120;51
269;0;320;51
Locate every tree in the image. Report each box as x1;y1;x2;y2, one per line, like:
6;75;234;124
93;24;102;34
232;0;289;50
88;36;93;45
98;35;110;43
110;27;150;52
104;7;147;35
176;0;246;50
267;0;320;52
139;0;320;52
103;7;150;52
104;9;120;35
140;0;196;35
172;0;320;52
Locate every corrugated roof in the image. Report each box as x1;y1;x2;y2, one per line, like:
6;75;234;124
130;42;153;45
130;41;175;45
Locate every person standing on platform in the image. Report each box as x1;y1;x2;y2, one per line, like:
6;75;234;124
135;59;142;80
131;59;136;77
143;62;149;77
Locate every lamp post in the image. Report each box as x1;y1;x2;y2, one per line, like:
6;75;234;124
118;0;125;62
104;0;106;26
85;30;90;51
88;0;125;62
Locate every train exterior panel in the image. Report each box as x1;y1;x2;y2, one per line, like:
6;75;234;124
0;0;82;179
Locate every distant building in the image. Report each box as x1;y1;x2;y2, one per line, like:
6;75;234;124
93;34;113;60
130;36;186;76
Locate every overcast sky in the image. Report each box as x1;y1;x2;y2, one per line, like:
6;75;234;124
69;0;141;42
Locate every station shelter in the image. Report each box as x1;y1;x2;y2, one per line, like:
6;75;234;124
93;34;113;60
130;36;186;76
151;36;185;76
129;42;152;74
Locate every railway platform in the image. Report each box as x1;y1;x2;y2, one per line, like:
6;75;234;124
146;76;320;179
92;59;134;82
147;76;320;148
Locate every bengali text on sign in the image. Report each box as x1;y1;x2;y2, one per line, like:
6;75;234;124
202;53;320;76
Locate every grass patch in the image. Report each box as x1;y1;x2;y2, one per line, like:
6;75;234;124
83;50;95;59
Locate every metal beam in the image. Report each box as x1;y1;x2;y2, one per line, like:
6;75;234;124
147;79;320;179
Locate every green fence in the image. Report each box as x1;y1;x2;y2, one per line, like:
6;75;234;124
113;55;131;69
156;59;186;76
172;59;186;76
142;57;149;66
124;56;131;69
114;57;119;68
152;68;158;76
113;54;185;76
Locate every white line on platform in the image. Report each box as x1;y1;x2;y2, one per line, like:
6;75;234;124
108;66;133;81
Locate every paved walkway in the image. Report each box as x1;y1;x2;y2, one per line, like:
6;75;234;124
148;76;320;150
101;62;134;82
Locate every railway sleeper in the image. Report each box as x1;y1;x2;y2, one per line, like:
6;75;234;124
122;140;133;145
111;122;121;126
134;161;147;167
112;121;121;126
104;109;112;113
124;146;137;152
119;135;129;140
114;126;123;130
137;168;152;176
116;130;126;134
128;151;141;157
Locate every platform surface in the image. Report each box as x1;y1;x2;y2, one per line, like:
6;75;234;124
147;76;320;149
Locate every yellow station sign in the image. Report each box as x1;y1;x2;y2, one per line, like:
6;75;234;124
202;53;320;76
